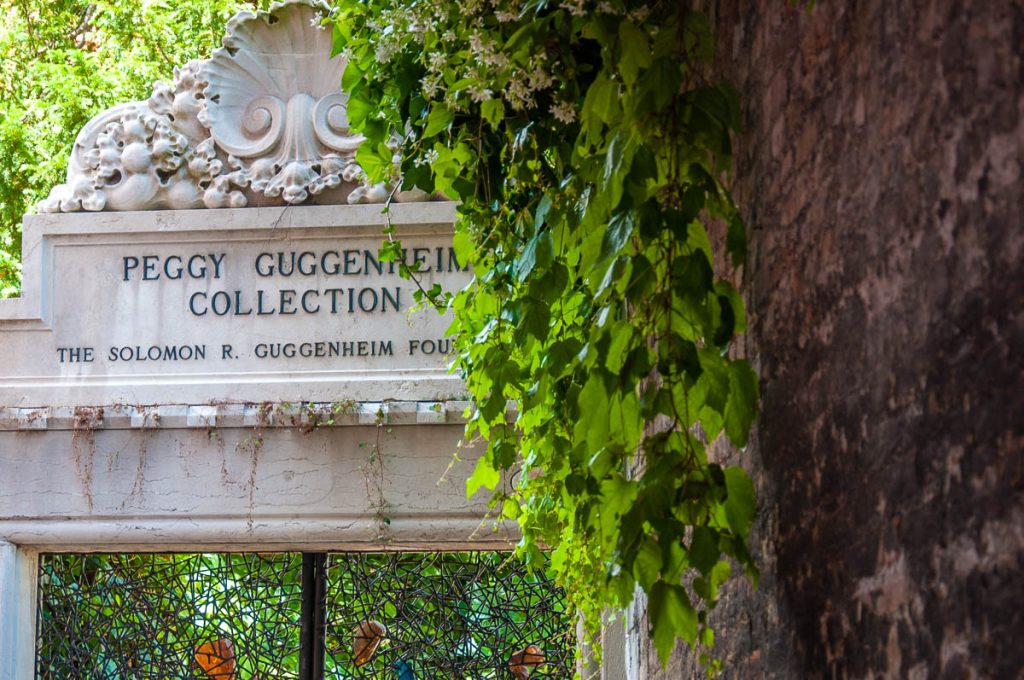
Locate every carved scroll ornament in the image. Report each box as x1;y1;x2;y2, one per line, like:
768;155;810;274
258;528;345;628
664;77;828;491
39;1;426;213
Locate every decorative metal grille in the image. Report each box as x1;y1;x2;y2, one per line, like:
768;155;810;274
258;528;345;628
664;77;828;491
323;552;574;678
36;553;304;679
36;552;573;679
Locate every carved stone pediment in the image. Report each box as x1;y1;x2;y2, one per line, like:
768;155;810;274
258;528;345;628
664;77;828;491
39;0;422;213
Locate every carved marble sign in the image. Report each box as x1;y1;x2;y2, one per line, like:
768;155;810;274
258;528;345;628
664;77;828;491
0;202;467;407
0;1;466;408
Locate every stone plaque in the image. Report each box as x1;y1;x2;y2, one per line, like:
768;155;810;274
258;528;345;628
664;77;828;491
0;202;466;407
0;1;471;408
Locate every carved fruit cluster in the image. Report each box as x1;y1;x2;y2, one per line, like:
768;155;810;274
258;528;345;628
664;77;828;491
39;1;424;213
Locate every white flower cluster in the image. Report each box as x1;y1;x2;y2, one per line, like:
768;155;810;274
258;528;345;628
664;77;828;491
528;63;555;91
595;1;654;21
413;148;441;167
375;40;401;63
375;0;571;116
469;32;510;69
494;0;524;22
550;100;577;124
422;74;443;100
363;5;444;64
469;85;495;103
629;6;651;22
506;75;535;110
561;0;587;17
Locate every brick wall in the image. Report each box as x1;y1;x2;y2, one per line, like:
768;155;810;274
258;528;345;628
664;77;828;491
628;2;1023;677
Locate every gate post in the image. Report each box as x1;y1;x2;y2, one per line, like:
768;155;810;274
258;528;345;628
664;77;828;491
0;542;35;680
299;553;328;680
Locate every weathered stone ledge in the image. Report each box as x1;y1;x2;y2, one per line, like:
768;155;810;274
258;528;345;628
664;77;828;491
0;399;492;431
0;515;518;552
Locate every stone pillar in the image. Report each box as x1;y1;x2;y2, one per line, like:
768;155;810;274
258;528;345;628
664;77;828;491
0;542;36;680
601;612;627;680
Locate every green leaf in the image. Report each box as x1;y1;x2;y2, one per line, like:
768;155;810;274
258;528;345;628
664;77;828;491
618;22;652;86
630;144;658;184
595;255;629;297
683;11;715;63
601;211;634;263
711;559;732;589
602;132;634;209
341;61;364;91
518;301;552;342
502;497;520;519
599;475;638;542
574;373;610;454
604;322;636;374
723;359;758;447
713;294;735;348
466;455;500;498
515;229;553;282
723;466;755;537
727;212;747;266
331;22;349;57
714;281;746;335
649;581;698;662
452;229;474;269
696;349;729;414
423;105;455;138
581;73;619;135
643;58;683;112
534;194;553;231
480;98;505;128
634;537;663;591
689;527;718;575
346;92;374;128
355;143;389;183
661;540;689;583
503;20;536;51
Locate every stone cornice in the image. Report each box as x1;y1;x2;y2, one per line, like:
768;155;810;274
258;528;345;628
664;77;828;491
0;399;499;431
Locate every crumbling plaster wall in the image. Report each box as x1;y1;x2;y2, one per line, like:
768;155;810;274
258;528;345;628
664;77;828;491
630;1;1023;677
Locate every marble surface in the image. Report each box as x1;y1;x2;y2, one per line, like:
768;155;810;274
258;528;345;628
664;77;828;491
0;202;467;407
39;1;427;213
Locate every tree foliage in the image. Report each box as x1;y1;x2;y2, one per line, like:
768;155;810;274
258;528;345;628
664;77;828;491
332;0;759;667
0;0;263;296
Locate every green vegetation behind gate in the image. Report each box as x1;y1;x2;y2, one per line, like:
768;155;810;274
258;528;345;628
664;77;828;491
36;551;573;679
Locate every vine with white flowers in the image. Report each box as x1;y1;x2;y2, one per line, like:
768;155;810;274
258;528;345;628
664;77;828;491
331;0;758;670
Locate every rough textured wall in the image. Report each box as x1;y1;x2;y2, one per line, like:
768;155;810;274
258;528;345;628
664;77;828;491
629;1;1023;678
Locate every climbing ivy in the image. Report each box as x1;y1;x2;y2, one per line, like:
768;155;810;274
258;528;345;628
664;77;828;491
332;0;758;668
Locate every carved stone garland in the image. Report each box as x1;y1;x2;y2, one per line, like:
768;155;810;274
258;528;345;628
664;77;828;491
39;1;425;213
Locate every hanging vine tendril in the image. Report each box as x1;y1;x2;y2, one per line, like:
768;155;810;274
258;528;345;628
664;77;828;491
331;0;759;668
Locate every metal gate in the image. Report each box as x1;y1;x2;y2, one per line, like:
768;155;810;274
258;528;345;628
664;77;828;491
36;552;573;679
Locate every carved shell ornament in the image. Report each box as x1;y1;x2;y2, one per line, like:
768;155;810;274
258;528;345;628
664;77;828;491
40;0;427;213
